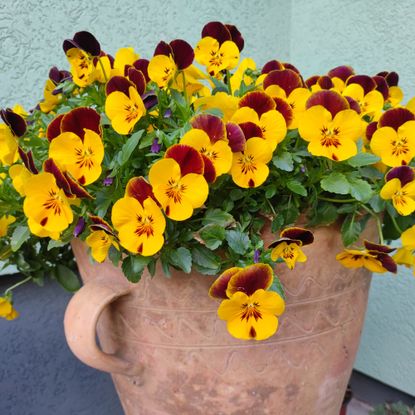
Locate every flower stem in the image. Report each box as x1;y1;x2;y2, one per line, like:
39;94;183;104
360;204;384;244
318;196;356;203
389;213;403;235
226;70;232;96
97;57;108;82
181;71;188;106
5;276;32;296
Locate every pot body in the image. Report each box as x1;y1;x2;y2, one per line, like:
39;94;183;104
66;223;374;415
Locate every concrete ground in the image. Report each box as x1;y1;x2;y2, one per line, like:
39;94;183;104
348;399;373;415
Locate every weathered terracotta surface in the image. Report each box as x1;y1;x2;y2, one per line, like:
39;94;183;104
65;223;375;415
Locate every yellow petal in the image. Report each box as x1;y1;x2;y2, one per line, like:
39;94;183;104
230;107;259;124
332;109;364;142
148;55;177;88
401;225;415;249
260;110;287;150
195;37;220;67
298;106;332;142
114;47;140;71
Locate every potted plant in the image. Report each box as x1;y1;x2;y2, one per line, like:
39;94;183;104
1;21;414;414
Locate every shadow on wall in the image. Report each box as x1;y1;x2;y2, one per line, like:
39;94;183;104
0;275;123;415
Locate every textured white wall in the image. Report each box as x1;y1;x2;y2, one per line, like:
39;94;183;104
0;0;291;108
290;0;415;395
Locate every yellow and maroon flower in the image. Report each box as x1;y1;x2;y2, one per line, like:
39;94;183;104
181;115;232;181
376;71;403;107
48;107;104;185
0;109;27;166
195;23;240;76
105;78;146;135
23;171;74;239
336;240;397;274
210;263;285;341
86;230;119;263
342;83;384;120
39;67;70;113
149;145;209;221
231;91;287;151
370;108;415;167
112;177;166;256
230;137;273;188
298;90;363;161
148;39;194;88
380;166;415;216
269;227;314;270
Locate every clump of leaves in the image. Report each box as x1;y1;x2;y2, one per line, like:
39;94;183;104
371;402;415;415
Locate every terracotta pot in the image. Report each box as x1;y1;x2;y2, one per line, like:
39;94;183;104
64;222;375;415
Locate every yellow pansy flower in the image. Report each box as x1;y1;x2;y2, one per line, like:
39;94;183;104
66;47;94;87
0;215;16;237
231;137;273;188
148;54;177;88
86;230;119;263
23;172;73;237
342;83;384;120
0;297;19;320
105;86;146;135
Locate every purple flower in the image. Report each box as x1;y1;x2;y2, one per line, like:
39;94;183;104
253;249;260;263
103;176;113;186
73;217;86;237
151;138;161;153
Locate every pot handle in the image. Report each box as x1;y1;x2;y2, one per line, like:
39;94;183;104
64;277;142;376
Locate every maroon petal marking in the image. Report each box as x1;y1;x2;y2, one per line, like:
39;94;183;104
125;176;157;204
18;147;38;174
365;121;378;141
226;122;246;152
283;62;301;74
64;172;93;199
46;114;64;142
280;227;314;246
227;263;274;296
346;75;376;95
209;267;242;299
268;237;301;249
61;107;101;140
345;96;361;114
106;75;133;96
378;71;399;87
261;60;284;75
127;67;146;96
305;75;319;88
165;144;204;175
88;214;115;235
239;90;276;117
374;252;397;273
364;240;395;254
133;59;150;82
385;166;415;186
306;90;349;118
201;154;216;183
318;76;333;90
201;21;231;45
48;67;61;84
239;122;263;139
43;158;72;197
170;39;194;70
378;108;415;130
263;69;303;96
72;31;101;56
373;76;389;100
0;109;26;137
271;97;293;127
328;65;354;82
154;41;173;57
191;114;225;143
225;24;244;51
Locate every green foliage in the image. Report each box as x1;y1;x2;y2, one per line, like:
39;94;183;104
371;402;415;415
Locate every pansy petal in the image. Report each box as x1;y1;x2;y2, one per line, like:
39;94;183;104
226;122;246;152
170;39;194;70
46;114;64;142
165;144;205;175
226;263;273;297
239;91;276;117
263;69;302;96
378;108;415;130
209;267;242;299
125;176;156;204
106;75;134;96
190;114;225;142
306;90;350;118
61;107;101;140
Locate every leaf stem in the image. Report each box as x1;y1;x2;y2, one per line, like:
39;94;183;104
226;70;232;96
360;204;384;244
97;56;108;82
389;213;403;235
318;196;356;203
181;71;188;106
5;276;32;296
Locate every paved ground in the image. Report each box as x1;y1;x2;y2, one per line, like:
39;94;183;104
348;399;373;415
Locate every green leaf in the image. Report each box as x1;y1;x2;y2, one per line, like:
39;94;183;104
347;152;380;167
118;130;144;166
369;194;386;213
191;245;221;273
169;247;192;273
121;255;149;282
269;275;286;300
321;172;350;195
11;226;30;252
287;180;307;196
341;215;362;246
108;245;122;267
202;209;234;227
226;230;250;255
271;215;284;233
200;224;226;250
147;259;157;277
272;152;294;172
347;177;373;202
47;239;65;250
308;202;338;226
55;264;81;292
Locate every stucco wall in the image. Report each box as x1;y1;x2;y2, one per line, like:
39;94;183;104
290;0;415;395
